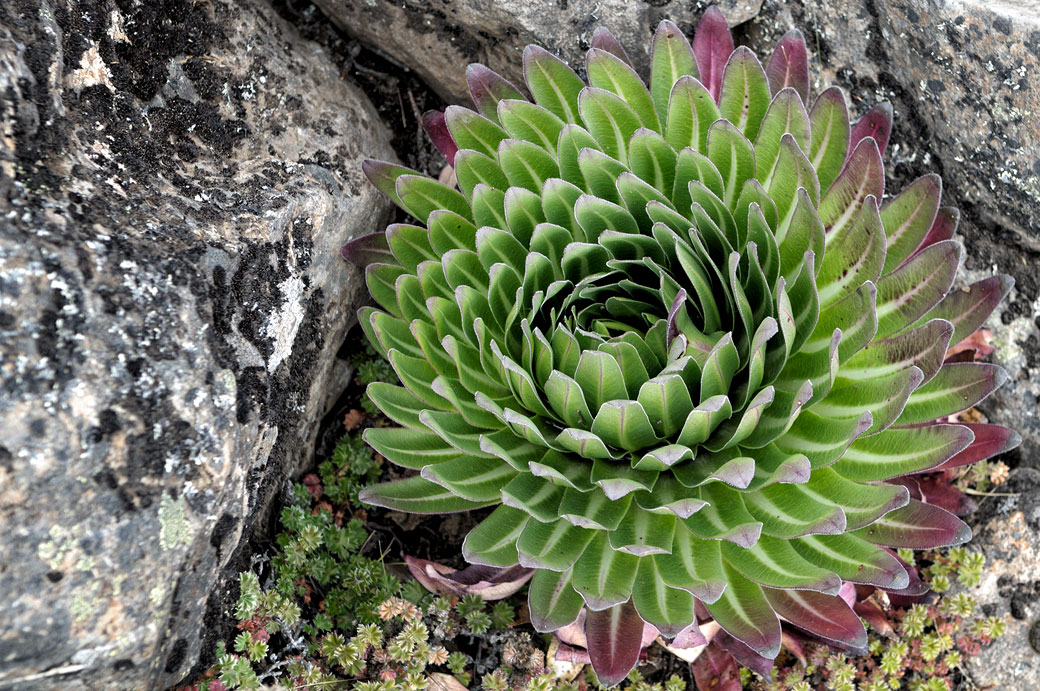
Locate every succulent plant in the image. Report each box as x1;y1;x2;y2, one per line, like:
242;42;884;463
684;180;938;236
347;7;1018;686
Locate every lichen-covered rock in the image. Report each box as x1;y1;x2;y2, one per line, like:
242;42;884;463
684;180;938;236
311;0;762;102
0;0;393;687
962;468;1040;689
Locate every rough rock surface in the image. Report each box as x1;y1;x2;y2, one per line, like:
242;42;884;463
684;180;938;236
311;0;762;103
0;0;393;688
742;0;1040;466
962;468;1040;689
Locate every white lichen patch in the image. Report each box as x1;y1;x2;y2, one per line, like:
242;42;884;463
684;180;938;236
66;44;114;92
265;275;305;372
158;493;192;551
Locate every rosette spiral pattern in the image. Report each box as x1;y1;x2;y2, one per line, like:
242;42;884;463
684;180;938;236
350;8;1018;685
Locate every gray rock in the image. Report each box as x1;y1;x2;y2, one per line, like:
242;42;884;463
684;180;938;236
962;468;1040;690
312;0;763;103
0;0;393;688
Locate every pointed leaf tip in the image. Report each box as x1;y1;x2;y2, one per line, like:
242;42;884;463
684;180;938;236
850;102;894;157
693;5;735;102
590;26;633;66
766;29;809;102
585;601;646;687
341;231;392;266
421;110;459;163
466;63;527;122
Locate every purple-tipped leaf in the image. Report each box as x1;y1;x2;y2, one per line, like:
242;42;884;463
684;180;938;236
854;499;971;548
912;205;959;255
908;474;977;516
421;110;459;164
880;173;941;273
590;26;633;66
714;630;776;678
929;422;1021;472
672;621;708;648
849;102;893;157
809;86;852;192
341;231;393;266
764;588;867;653
914;274;1013;346
818;137;885;236
362;158;422;208
404;556;532;600
693;5;735;103
765;29;809;102
466;63;527;123
585;600;646;687
691;641;743;691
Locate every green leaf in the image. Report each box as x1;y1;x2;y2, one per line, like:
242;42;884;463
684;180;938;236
462;504;529;566
386;223;436;272
498;99;567;151
541;177;586;236
676;394;733;446
650;20;698;125
388;348;453;410
808;87;851;191
765;134;819;231
685;483;763;548
396;174;472;224
359;476;497;514
557;124;604;188
421;456;518;502
637;374;695;437
743;481;846;538
789;533;909;589
898;362;1008;424
801;467;908;530
579;87;644;165
365;383;424;429
517;518;596;571
874;240;959;339
571;532;639;610
609;504;676;555
419;410;495;458
476;225;527;274
591;459;658;499
656;527;727;602
505;186;547;245
673;147;725;213
498;138;560;192
454;149;509;198
706;119;756;211
774;409;873;468
721;535;841;593
665;76;719;153
818;137;884;238
471;184;507;230
559;488;631;531
880;174;942;274
428;209;478;254
587;48;661;132
577;148;628;204
836;423;975;481
816;197;885;309
717;47;771;141
702;562;781;659
363;426;462;469
365;263;408;318
445;105;509;156
523;45;586;123
528;568;584;632
632;559;696;637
